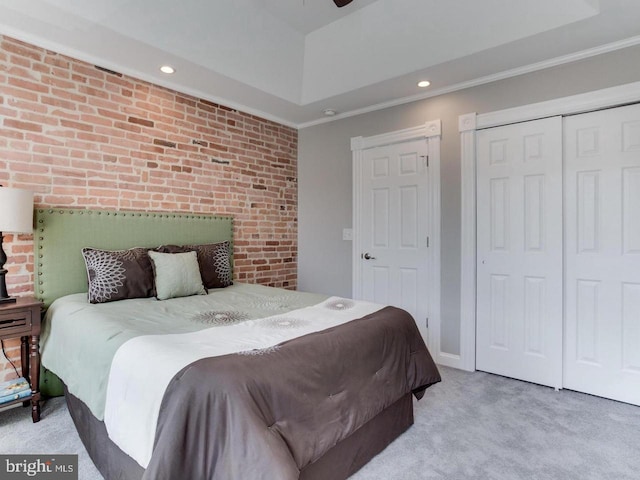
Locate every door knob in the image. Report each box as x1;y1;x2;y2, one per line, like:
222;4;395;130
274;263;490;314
363;253;376;260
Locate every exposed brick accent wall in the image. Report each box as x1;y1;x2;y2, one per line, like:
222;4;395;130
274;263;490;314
0;35;298;381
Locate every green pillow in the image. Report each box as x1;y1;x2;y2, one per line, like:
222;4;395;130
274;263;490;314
148;250;207;300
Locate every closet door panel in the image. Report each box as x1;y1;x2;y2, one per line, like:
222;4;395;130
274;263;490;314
476;116;563;388
564;103;640;406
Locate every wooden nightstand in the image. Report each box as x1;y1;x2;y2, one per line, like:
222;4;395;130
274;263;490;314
0;296;43;422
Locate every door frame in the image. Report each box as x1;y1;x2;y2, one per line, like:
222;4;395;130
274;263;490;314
351;119;442;361
459;80;640;372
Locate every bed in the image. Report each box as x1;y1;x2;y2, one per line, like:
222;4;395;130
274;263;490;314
36;208;441;480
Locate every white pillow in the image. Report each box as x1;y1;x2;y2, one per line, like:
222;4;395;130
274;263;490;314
148;250;206;300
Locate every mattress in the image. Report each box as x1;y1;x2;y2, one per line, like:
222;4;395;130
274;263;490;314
41;283;441;479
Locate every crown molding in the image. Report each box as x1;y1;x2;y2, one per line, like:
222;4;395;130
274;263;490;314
299;34;640;129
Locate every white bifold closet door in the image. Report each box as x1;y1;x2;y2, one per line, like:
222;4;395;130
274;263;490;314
476;117;563;388
564;103;640;406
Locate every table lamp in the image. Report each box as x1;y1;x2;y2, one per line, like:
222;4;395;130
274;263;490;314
0;186;34;304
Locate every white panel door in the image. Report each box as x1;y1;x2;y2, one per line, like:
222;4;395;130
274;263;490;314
564;103;640;406
476;117;563;388
360;139;430;339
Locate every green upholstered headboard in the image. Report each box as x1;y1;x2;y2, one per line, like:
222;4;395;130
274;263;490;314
34;208;233;308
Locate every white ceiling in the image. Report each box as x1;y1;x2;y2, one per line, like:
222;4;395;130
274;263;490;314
1;0;640;127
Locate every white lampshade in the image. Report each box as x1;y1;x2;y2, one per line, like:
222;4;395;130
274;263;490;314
0;187;34;233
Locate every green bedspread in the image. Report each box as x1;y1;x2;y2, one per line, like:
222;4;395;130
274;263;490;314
40;283;327;420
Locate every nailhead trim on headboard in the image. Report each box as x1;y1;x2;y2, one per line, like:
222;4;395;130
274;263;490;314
35;208;234;307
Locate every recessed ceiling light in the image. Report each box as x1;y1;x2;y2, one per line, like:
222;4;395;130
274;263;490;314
417;80;431;88
323;109;337;117
160;65;175;74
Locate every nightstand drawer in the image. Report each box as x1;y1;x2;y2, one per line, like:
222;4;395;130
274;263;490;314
0;311;32;336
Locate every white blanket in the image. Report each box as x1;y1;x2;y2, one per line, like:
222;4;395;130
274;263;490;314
104;296;384;468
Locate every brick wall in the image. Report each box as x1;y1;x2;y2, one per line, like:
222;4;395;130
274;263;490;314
0;35;298;381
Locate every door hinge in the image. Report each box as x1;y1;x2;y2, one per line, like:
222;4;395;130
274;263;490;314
426;236;430;248
426;317;429;328
420;155;429;167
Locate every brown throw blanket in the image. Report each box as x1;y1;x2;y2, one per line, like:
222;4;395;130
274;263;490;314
143;306;441;480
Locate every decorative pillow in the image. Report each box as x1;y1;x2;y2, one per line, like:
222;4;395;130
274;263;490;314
82;247;155;304
147;250;207;300
156;241;233;289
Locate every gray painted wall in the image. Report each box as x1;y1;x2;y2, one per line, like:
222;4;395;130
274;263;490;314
298;45;640;356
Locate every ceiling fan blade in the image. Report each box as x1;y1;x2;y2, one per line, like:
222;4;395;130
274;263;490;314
334;0;353;7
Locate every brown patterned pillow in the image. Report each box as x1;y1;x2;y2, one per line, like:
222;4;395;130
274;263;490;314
155;241;232;289
82;247;155;303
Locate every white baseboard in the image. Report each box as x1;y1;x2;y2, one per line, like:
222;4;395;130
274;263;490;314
437;352;469;370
